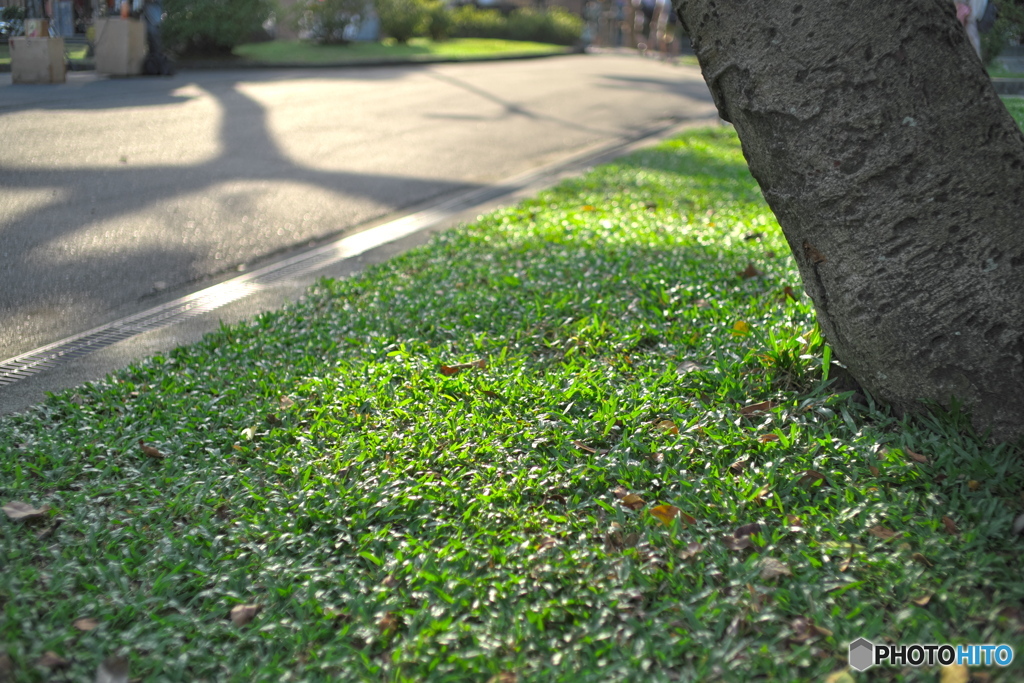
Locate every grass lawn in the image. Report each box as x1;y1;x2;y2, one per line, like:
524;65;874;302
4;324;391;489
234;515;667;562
230;38;568;64
3;128;1024;681
1002;95;1024;128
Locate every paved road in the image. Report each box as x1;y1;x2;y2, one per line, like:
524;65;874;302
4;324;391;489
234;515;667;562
0;53;715;365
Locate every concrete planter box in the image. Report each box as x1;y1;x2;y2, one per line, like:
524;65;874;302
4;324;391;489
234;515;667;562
94;17;146;76
10;37;66;84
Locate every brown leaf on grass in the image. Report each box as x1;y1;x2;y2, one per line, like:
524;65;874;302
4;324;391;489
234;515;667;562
677;542;704;561
378;612;400;636
677;360;703;374
735;522;761;538
729;458;750;475
487;672;518;683
823;670;856;683
905;448;930;465
941;516;959;535
620;494;645;511
2;501;51;522
968;480;980;491
382;575;399;588
796;470;827;489
654;420;679;435
481;389;504;401
867;525;897;540
838;558;851;572
36;518;64;541
229;604;261;627
138;439;165;459
439;359;487;376
73;617;99;631
750;486;771;505
279;395;295;409
611;486;628;500
36;652;70;670
786;515;803;527
868;466;880;477
911;552;934;567
782;285;799;302
757;433;780;443
723;523;761;551
572;440;597;454
740;401;778;416
738;263;763;279
790;616;833;643
939;663;971;683
911;594;932;607
650;505;696;527
759;557;792;579
94;656;129;683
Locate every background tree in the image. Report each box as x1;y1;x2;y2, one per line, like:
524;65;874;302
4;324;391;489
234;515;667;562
675;0;1024;442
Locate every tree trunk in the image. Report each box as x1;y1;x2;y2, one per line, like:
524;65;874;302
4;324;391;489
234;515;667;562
675;0;1024;442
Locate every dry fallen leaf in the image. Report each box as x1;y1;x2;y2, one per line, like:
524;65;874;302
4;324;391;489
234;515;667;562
677;360;702;374
732;321;751;336
796;470;827;489
620;494;645;511
229;604;261;627
968;480;981;491
654;420;679;435
790;616;833;642
279;395;295;409
649;504;679;525
740;401;778;416
378;612;400;636
487;672;518;683
757;433;780;443
868;466;880;477
739;263;763;279
73;617;99;631
782;285;799;302
94;656;129;683
678;542;704;561
439;359;487;376
729;458;750;475
2;501;51;522
759;557;792;579
823;669;856;683
911;594;932;607
750;486;771;505
36;652;70;670
905;448;930;465
867;525;897;540
912;552;934;567
939;663;971;683
941;516;959;535
572;440;597;454
611;486;629;500
138;439;165;459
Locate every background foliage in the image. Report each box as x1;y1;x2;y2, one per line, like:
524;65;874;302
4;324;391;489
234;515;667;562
162;0;273;55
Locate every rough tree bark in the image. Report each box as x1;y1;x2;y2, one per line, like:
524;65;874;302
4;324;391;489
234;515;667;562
675;0;1024;442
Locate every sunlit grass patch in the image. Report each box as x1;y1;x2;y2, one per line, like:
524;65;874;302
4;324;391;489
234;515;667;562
2;128;1022;682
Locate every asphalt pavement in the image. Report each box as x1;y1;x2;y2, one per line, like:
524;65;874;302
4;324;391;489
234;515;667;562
0;53;717;412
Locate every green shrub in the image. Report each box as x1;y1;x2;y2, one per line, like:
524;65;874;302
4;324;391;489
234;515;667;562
450;6;581;45
290;0;367;44
374;0;427;43
162;0;273;55
450;5;506;39
982;0;1024;65
506;7;582;45
424;0;452;41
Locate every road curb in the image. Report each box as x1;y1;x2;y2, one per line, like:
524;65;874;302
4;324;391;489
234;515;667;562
0;47;575;74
